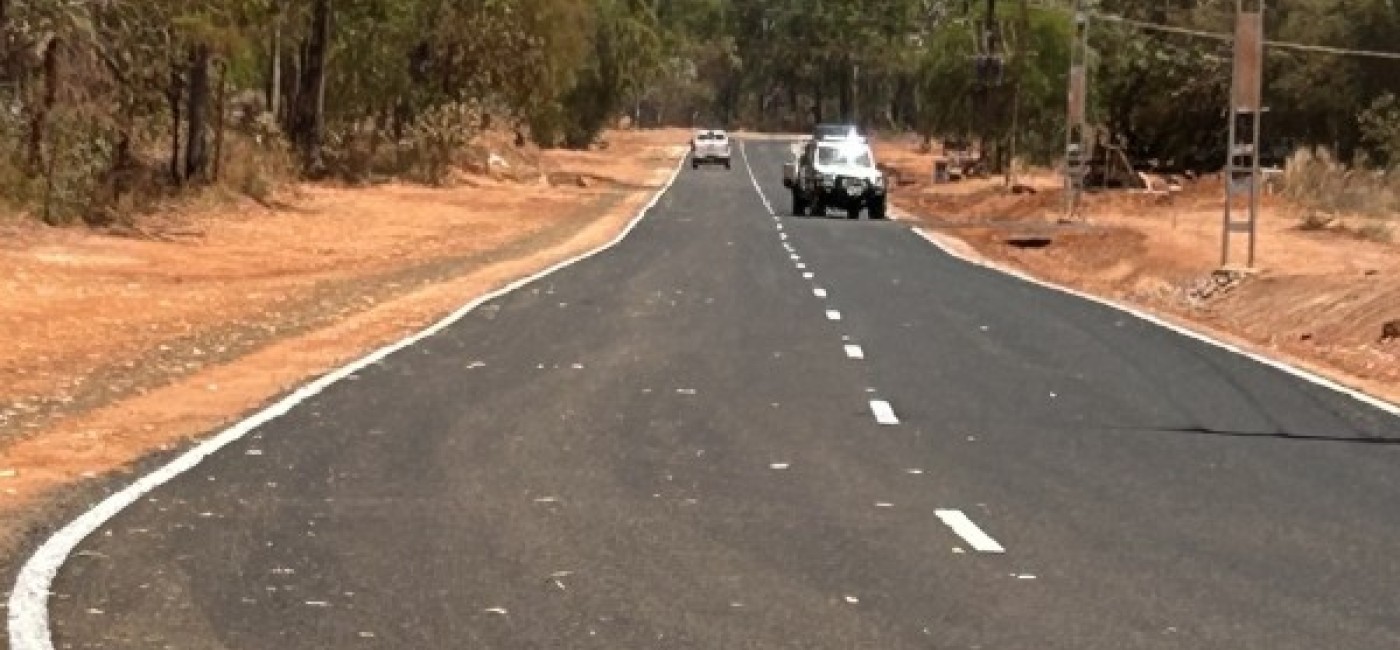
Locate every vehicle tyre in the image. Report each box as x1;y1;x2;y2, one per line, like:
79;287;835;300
869;199;887;220
723;159;731;170
691;159;700;170
847;205;861;219
791;190;808;217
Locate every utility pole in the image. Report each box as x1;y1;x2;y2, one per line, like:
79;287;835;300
974;0;1002;170
1064;0;1090;220
1222;0;1265;268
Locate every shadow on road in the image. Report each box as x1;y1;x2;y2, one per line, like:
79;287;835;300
1113;425;1400;446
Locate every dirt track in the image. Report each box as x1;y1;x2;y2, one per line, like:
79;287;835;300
876;138;1400;406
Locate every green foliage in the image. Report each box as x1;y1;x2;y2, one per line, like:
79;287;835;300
1359;94;1400;167
8;0;1400;224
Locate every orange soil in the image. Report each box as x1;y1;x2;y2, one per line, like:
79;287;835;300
876;136;1400;406
0;128;689;556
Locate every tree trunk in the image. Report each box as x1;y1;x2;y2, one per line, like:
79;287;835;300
838;59;854;123
294;0;331;173
282;43;301;133
0;0;11;80
268;0;282;118
184;44;212;182
168;63;183;183
26;37;60;176
212;59;228;181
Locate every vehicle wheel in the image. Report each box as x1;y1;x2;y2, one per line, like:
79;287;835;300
723;160;731;170
791;191;808;217
869;200;887;220
691;160;699;170
811;200;825;218
847;206;861;220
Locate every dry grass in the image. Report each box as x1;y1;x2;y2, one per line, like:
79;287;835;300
1282;149;1400;241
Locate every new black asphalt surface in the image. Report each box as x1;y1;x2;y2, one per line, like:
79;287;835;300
28;140;1400;649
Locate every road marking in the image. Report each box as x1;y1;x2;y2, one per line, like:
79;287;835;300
911;227;1400;418
826;310;841;321
869;400;898;425
6;149;696;650
796;263;807;270
935;509;1006;554
779;232;788;240
802;272;814;279
790;254;801;261
738;140;777;216
845;345;865;359
813;288;827;298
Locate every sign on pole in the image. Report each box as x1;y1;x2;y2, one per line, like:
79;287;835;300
1233;11;1264;111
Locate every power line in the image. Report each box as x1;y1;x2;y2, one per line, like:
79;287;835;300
1087;10;1400;61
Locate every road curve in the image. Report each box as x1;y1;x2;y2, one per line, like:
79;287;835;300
11;139;1400;650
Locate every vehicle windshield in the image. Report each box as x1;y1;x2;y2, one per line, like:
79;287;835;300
697;132;726;141
816;144;873;168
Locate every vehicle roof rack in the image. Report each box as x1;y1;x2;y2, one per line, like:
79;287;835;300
816;131;868;144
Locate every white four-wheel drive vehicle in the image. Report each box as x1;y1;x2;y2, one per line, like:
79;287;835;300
691;130;732;169
782;127;887;219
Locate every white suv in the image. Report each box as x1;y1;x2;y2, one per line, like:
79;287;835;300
782;130;887;219
691;130;732;170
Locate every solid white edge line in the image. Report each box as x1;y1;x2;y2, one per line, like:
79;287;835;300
869;399;899;425
739;140;776;216
845;344;865;360
6;153;693;650
935;509;1006;554
911;227;1400;419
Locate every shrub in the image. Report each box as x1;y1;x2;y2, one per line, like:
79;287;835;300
403;101;483;185
1282;148;1400;226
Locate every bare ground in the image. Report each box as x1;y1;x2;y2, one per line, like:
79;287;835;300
876;137;1400;407
0;129;689;563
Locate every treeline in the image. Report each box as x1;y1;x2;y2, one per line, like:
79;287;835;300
647;0;1400;171
3;0;1399;224
0;0;663;223
1092;0;1400;169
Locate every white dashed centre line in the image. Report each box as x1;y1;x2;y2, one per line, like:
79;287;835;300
935;509;1006;554
802;272;814;279
796;263;807;270
779;232;788;240
869;399;898;425
826;310;842;321
844;345;865;359
813;288;827;298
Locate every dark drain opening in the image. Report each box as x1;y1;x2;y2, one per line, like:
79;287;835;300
1006;236;1053;249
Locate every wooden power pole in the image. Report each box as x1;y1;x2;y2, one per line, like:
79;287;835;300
1222;0;1265;268
1064;0;1090;220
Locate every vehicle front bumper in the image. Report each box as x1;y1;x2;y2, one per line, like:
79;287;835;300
814;180;885;207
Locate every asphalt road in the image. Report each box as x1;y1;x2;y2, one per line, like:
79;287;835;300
20;140;1400;649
